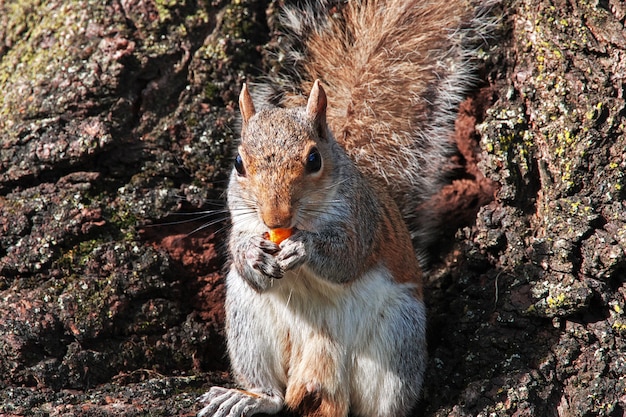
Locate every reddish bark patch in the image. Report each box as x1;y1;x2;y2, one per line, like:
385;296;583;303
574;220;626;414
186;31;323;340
140;221;227;327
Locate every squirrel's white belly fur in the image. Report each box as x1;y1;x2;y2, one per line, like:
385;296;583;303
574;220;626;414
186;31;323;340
225;263;426;417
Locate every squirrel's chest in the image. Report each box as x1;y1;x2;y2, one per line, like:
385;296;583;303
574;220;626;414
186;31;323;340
266;266;398;343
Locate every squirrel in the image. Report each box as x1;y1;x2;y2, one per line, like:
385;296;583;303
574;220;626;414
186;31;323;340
198;0;493;416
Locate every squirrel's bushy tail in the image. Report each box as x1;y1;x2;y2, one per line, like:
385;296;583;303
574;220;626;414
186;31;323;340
258;0;494;256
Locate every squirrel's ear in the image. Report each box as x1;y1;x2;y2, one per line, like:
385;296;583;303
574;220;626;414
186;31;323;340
239;83;256;126
306;79;327;128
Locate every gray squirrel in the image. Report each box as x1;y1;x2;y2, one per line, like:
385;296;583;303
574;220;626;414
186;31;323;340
198;0;493;416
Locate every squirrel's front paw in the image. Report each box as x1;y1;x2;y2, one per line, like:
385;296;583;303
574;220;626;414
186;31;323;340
246;235;283;279
276;238;307;271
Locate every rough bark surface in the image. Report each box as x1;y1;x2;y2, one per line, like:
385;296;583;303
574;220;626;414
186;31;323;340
0;0;624;416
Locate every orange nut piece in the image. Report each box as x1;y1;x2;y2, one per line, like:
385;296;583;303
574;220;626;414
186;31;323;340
267;228;293;244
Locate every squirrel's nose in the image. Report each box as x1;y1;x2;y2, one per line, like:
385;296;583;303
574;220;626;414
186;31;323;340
261;203;293;230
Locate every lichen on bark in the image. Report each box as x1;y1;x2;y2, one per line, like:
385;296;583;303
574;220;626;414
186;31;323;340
1;0;625;415
428;0;626;415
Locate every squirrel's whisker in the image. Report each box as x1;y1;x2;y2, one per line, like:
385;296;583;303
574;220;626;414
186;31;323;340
186;217;232;237
142;212;228;228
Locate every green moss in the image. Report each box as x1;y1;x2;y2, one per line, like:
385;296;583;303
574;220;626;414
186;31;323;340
154;0;183;23
612;321;626;334
0;0;115;122
204;82;219;100
221;0;250;39
200;42;230;62
69;276;119;332
56;239;105;277
546;293;566;309
109;207;139;240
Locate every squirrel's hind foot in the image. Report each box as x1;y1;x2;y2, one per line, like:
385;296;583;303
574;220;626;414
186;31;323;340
197;387;283;417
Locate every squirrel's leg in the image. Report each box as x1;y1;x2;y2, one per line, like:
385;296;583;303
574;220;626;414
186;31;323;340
351;295;427;417
284;334;350;417
197;270;287;417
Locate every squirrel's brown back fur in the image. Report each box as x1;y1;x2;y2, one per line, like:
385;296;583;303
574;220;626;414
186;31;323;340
258;0;493;255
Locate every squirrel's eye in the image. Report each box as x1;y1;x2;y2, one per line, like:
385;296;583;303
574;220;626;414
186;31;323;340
305;148;322;173
234;154;246;176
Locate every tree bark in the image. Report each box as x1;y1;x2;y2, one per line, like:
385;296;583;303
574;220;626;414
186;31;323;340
0;0;624;415
424;0;626;415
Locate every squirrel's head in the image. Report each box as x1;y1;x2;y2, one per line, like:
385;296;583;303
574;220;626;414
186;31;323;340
232;80;337;231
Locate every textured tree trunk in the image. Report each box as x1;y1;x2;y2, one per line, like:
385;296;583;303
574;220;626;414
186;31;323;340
423;0;626;415
0;0;624;415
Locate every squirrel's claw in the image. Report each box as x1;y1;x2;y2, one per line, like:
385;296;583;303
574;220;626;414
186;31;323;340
197;387;282;417
257;236;280;254
247;248;283;279
246;235;283;279
276;239;307;271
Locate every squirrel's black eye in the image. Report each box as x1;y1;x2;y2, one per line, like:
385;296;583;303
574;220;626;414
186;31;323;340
305;148;322;173
234;154;245;176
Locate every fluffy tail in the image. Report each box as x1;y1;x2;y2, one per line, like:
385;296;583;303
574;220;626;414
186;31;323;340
259;0;494;255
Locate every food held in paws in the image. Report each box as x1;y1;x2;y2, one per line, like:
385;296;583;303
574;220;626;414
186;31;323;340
266;228;293;244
